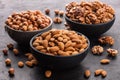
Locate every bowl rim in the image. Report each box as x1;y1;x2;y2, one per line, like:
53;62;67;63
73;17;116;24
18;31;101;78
5;16;53;33
30;30;90;58
65;14;115;26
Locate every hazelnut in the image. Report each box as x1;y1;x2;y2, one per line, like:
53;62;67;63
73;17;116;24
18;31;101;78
18;61;24;68
59;10;64;16
5;58;11;66
45;9;50;14
53;17;62;23
13;48;19;55
8;68;15;76
54;9;59;15
45;70;52;78
2;48;8;55
7;43;14;50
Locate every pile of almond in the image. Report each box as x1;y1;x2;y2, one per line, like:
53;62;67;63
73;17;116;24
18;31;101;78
32;29;88;56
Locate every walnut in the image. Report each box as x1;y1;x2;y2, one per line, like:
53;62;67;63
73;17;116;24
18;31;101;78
99;36;114;45
91;45;104;55
107;48;118;57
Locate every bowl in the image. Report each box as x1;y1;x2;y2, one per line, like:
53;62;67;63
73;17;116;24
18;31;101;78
30;31;90;69
5;16;52;46
65;15;115;37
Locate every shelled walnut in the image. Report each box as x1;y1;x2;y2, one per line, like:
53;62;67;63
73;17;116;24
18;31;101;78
99;36;114;45
107;48;118;57
91;45;104;55
65;1;115;24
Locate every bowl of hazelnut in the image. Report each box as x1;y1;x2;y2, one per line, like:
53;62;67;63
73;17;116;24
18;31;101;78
5;10;53;46
65;1;115;37
30;29;90;69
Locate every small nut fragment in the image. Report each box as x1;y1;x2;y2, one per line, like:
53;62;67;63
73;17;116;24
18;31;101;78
100;59;110;64
91;45;104;55
101;70;107;77
8;68;15;76
45;70;52;78
5;58;11;66
99;36;114;45
107;48;118;57
7;43;14;50
45;9;50;14
2;48;8;55
84;70;91;78
94;69;103;76
18;61;24;68
13;48;19;55
25;61;33;67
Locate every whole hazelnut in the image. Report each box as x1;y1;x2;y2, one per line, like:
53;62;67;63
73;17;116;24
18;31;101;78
8;68;15;76
5;58;11;66
2;48;8;55
18;61;24;68
13;48;19;55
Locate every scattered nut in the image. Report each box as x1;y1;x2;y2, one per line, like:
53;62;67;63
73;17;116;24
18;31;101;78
7;43;14;50
45;9;50;15
91;45;104;55
2;48;8;55
32;30;88;56
99;36;114;45
66;1;115;24
13;48;19;55
8;68;15;76
107;48;118;57
5;58;11;66
18;61;24;68
94;69;103;76
84;70;91;78
31;59;38;66
59;10;64;16
45;70;52;78
101;70;107;77
25;61;33;67
53;17;62;23
100;59;110;64
54;9;59;15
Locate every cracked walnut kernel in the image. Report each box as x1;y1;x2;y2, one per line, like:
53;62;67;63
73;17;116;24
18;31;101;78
91;45;104;55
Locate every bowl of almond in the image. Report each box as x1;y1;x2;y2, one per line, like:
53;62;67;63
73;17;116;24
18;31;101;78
30;29;90;69
5;10;52;46
65;1;115;37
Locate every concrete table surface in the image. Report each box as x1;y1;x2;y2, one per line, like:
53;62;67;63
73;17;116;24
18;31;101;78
0;0;120;80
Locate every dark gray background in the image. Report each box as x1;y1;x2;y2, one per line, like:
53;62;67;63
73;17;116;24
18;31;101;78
0;0;120;80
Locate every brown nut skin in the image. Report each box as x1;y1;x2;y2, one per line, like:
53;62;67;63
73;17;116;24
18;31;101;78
18;61;24;68
100;59;110;64
8;68;15;76
13;48;19;55
2;49;8;55
101;70;107;77
5;58;11;66
7;43;14;50
94;69;103;76
45;70;52;78
25;61;33;67
84;70;91;78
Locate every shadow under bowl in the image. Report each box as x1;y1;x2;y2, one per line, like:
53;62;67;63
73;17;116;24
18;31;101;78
30;32;90;69
65;15;115;37
5;16;53;46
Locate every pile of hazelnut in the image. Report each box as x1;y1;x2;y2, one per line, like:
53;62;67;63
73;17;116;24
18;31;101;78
32;29;88;56
5;10;51;31
65;1;115;24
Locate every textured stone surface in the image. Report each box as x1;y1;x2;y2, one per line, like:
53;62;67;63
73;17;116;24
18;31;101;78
0;0;120;80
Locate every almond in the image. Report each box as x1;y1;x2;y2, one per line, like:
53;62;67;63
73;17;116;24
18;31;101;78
84;70;91;78
100;59;110;64
94;69;103;76
101;70;107;77
42;40;48;48
49;46;59;52
58;42;64;50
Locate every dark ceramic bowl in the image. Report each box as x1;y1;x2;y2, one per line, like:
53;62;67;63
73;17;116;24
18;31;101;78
30;31;90;69
5;16;52;46
65;15;115;37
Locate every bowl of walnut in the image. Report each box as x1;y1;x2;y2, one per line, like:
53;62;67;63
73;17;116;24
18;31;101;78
5;10;52;46
30;29;90;69
65;1;115;37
